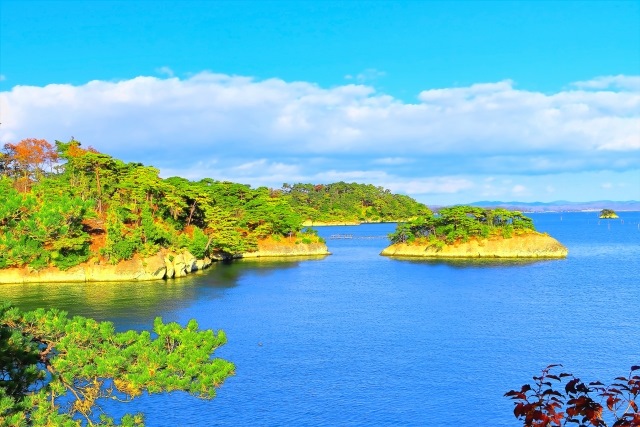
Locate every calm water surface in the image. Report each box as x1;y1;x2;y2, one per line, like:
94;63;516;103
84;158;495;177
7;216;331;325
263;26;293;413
1;212;639;426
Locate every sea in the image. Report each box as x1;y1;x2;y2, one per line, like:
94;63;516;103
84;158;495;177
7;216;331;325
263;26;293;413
1;212;638;426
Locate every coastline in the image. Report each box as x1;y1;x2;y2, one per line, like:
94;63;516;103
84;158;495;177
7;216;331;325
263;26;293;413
0;242;331;284
380;233;568;259
302;219;415;226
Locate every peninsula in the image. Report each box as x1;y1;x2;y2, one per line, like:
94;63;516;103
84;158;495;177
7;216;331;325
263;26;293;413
0;138;329;284
381;206;568;259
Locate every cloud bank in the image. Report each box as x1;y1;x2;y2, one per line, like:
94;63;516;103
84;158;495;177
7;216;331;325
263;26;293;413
1;72;638;203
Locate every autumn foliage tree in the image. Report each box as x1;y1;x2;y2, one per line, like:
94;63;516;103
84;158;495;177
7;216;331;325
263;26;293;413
505;364;640;427
1;139;58;191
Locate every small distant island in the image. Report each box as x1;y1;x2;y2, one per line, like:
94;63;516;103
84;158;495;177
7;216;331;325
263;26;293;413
381;206;568;258
599;209;619;219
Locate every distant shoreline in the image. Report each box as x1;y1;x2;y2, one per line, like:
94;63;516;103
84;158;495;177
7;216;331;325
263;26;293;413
456;201;640;213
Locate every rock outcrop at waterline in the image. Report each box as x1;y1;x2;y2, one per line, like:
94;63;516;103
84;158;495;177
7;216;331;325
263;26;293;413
0;243;330;284
380;233;568;258
239;242;330;258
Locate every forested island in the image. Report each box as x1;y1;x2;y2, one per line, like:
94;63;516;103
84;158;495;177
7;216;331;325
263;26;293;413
381;206;568;258
0;138;430;283
280;182;430;225
599;208;619;219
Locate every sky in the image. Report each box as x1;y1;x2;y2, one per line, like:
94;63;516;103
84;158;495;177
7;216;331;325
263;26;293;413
1;0;639;205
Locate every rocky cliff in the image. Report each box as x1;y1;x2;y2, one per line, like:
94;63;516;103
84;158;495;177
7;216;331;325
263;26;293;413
0;242;331;284
0;249;210;284
380;233;568;258
240;242;330;258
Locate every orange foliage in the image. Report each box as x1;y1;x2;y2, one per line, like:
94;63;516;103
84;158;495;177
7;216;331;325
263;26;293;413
67;143;100;158
4;138;58;173
2;138;59;191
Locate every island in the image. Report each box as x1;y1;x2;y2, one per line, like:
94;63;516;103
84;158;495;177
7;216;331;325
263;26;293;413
0;138;329;284
381;206;568;258
281;182;431;225
599;209;619;219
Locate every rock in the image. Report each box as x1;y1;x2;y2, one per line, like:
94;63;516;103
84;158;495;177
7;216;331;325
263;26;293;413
0;243;321;284
139;253;167;280
164;253;175;279
85;253;167;281
183;250;198;273
0;252;168;284
172;253;187;277
202;257;212;268
240;242;331;258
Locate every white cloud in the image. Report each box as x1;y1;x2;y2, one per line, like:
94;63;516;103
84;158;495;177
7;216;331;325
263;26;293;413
512;184;527;195
372;157;413;165
572;75;640;91
156;66;175;78
1;72;638;204
2;72;638;162
345;68;386;83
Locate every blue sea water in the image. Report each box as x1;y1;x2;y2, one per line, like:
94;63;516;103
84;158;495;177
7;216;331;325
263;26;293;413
1;212;638;426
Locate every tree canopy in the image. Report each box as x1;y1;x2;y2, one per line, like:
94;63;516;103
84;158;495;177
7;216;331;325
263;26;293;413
599;209;619;219
0;138;321;270
1;138;432;271
0;303;234;426
389;206;536;247
280;182;430;223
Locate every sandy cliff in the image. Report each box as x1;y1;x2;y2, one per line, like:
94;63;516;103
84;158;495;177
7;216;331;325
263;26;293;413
240;242;330;258
0;242;330;284
380;233;568;258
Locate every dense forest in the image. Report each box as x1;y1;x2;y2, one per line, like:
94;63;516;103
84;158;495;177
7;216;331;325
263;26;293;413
0;138;429;271
0;138;318;270
281;182;430;223
389;205;536;248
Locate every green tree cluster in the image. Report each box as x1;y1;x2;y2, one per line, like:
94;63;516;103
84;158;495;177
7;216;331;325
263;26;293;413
0;303;234;426
0;179;94;270
599;209;619;219
389;206;536;246
0;138;317;270
280;182;430;223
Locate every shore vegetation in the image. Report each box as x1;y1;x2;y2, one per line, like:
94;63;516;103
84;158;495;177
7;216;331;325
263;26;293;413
389;206;536;248
280;182;430;224
599;209;619;219
0;138;323;271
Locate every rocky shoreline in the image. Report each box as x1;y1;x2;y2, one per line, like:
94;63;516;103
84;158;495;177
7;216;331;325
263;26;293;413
380;233;568;258
0;243;330;284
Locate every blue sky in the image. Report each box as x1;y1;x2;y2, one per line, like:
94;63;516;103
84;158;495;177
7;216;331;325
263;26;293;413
1;0;639;205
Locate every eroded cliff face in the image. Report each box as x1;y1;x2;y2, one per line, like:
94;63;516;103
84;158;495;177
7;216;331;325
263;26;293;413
241;242;330;258
0;243;331;284
0;250;206;284
380;233;568;258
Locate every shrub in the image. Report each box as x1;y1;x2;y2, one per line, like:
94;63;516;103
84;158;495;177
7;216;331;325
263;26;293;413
506;365;639;427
